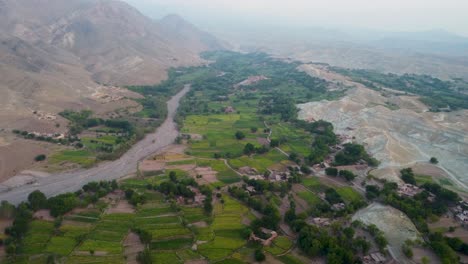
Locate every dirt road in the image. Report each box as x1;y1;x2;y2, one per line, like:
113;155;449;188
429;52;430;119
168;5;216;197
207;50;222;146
0;85;191;205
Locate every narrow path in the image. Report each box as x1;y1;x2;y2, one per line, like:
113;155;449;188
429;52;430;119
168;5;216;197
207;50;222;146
0;85;192;205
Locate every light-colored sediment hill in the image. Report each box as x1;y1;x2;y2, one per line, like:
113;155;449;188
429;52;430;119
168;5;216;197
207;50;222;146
298;64;468;188
353;203;421;263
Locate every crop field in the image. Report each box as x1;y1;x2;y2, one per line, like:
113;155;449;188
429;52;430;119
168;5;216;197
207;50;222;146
197;196;249;261
196;159;240;184
182;114;263;158
336;187;363;204
270;123;312;156
49;150;96;167
302;177;328;192
228;148;287;173
297;191;322;207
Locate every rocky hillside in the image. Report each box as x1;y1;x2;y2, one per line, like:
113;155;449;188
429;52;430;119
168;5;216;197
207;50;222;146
0;0;227;130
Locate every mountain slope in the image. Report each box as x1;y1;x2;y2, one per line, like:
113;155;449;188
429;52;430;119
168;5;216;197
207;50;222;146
0;0;227;130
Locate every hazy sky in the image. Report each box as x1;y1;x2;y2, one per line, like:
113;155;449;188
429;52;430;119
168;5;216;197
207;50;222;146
123;0;468;36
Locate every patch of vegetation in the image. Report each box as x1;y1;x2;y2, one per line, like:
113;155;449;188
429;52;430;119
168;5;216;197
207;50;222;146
333;67;468;110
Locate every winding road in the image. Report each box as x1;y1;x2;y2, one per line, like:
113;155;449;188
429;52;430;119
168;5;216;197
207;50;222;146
0;85;191;205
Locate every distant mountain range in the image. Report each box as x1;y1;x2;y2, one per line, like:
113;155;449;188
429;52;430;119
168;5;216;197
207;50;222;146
0;0;228;130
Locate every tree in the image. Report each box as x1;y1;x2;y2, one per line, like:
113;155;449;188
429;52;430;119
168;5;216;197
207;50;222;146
401;168;416;185
254;249;266;262
251;127;258;133
244;143;255;155
169;171;177;182
270;139;280;148
34;154;46;162
339;170;356;181
137;249;152;264
28;190;47;211
430;157;439;164
325;167;338;176
365;185;381;200
235;131;246;140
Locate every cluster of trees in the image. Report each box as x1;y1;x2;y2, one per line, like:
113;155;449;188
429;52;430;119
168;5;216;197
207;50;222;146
259;93;298;121
152;171;197;200
325;168;357;181
334;143;379;167
400;168;416;185
364;178;463;263
243;143;269;156
60;110;134;136
297;224;371;263
12;129;78;146
295;120;338;165
333;68;468;110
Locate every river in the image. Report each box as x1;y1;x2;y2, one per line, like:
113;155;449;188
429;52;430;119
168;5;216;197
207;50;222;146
0;84;191;205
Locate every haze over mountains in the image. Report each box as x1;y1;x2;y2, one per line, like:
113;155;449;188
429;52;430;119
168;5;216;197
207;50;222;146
0;0;227;131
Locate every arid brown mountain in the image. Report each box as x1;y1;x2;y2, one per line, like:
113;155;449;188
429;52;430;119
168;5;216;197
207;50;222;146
0;0;227;131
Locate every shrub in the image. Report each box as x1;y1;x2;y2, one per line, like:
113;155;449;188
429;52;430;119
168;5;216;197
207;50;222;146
235;131;246;140
325;167;338;176
35;154;47;162
254;249;266;262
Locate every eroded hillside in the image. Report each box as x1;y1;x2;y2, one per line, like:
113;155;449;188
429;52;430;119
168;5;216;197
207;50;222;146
297;64;468;188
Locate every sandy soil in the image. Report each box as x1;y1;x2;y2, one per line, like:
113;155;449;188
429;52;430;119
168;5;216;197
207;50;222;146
123;232;144;264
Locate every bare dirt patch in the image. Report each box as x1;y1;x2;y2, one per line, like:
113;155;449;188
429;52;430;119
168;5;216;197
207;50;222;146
33;209;55;221
191;221;208;228
166;164;197;172
124;232;144;264
0;137;60;183
0;219;13;233
139;160;165;172
411;246;441;264
106;199;135;214
193;167;218;184
411;163;450;179
185;260;208;264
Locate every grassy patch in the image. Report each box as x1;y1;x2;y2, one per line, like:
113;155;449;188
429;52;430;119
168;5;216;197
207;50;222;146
302;177;327;192
151;251;182;264
46;236;77;255
50;150;96;167
151;237;193;250
336;187;363;204
277;254;305;264
297;191;322;207
79;240;122;254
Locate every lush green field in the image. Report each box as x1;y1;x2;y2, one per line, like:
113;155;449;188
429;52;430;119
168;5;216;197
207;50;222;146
270;122;313;156
336;187;363;204
302;177;328;192
297;191;322;207
196;159;241;184
183;114;262;158
50;150;96;167
228;148;287;174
